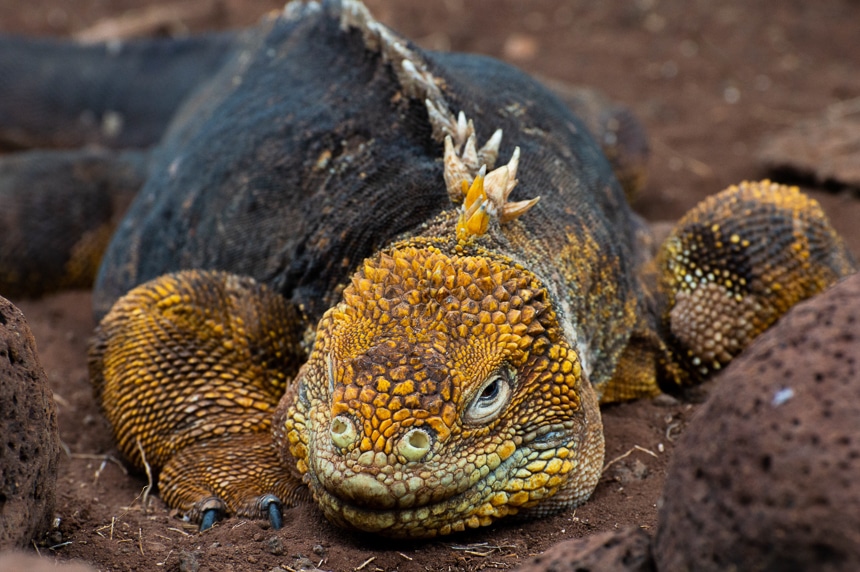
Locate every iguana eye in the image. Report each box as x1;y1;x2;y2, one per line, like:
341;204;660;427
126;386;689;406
464;367;515;425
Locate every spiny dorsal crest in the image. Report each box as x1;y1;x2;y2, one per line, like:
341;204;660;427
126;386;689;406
330;0;540;238
336;0;445;103
454;153;540;240
426;103;540;240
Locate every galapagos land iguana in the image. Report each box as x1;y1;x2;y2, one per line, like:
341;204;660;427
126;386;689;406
2;0;855;538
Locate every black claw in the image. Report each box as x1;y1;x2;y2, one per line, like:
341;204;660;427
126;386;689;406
267;501;283;530
257;494;283;530
199;508;222;531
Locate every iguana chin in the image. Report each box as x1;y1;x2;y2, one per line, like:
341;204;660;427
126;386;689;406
77;0;857;538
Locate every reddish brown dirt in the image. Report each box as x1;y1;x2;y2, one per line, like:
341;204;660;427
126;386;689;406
2;1;859;570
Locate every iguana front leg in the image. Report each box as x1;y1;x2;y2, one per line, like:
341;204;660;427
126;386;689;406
88;270;309;528
655;180;856;391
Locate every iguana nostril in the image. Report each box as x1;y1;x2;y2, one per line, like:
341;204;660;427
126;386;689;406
330;415;357;449
397;428;431;461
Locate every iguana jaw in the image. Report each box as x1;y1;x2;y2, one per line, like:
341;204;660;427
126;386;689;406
277;240;605;537
303;423;588;538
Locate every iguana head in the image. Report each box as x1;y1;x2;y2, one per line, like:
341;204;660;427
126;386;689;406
277;238;604;537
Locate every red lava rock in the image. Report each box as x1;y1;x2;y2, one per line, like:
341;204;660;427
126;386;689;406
0;297;60;549
514;527;654;572
758;106;860;189
655;274;860;571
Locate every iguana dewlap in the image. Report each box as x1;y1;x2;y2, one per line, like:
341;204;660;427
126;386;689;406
83;0;856;538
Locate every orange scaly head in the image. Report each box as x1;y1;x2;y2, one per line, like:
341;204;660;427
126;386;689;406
276;240;604;538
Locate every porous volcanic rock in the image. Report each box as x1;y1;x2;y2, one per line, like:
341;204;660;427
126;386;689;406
514;527;654;572
758;106;860;189
0;297;60;549
655;273;860;571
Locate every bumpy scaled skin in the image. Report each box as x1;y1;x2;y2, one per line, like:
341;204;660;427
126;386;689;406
89;271;309;522
658;180;857;388
275;238;603;536
80;0;856;539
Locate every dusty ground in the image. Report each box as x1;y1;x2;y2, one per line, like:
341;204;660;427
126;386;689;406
2;0;860;570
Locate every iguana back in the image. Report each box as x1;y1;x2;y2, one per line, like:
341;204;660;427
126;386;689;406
94;3;649;397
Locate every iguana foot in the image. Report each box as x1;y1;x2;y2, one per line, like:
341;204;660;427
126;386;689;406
195;495;283;531
89;270;310;528
192;492;283;532
657;180;856;390
198;495;283;531
200;493;283;531
157;432;307;530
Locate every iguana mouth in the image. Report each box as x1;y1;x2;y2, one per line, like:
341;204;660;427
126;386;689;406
301;419;585;537
305;443;532;538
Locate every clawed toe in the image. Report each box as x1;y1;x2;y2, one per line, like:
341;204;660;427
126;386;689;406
258;494;283;530
196;497;227;531
195;494;284;531
199;508;222;531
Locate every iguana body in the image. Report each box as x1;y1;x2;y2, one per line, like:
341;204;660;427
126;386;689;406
5;1;854;538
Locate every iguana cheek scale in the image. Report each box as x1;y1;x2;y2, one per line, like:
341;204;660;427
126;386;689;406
87;0;856;538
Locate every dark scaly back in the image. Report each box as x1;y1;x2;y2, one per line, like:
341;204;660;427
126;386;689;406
94;6;446;320
93;2;651;389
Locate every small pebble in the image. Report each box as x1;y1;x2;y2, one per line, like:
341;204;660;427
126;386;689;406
178;550;199;572
653;394;680;407
266;535;285;555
